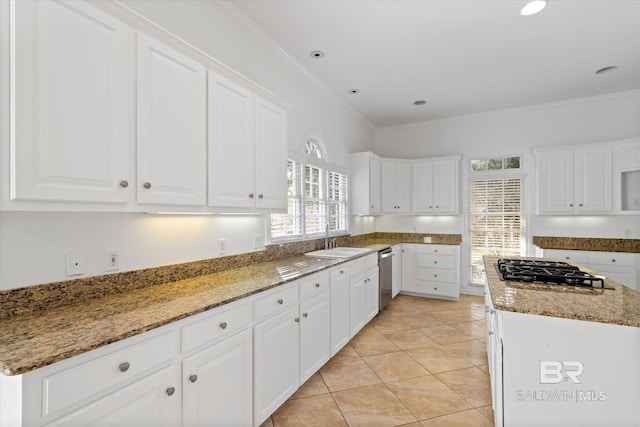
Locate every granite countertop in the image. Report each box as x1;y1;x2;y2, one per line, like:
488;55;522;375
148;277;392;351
0;235;463;376
483;255;640;328
1;246;389;376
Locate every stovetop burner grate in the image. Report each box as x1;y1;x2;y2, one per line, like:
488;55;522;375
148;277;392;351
496;258;612;289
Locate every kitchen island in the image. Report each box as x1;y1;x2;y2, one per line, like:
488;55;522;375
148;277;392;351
483;256;640;427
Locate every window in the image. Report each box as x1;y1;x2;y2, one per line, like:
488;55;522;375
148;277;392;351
468;156;525;284
271;141;349;241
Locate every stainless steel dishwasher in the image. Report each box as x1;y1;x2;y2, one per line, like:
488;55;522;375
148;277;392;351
378;248;392;310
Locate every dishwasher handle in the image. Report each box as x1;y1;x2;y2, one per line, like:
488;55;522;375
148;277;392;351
380;252;393;259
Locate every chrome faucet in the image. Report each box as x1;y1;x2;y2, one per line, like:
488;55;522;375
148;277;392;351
324;224;338;249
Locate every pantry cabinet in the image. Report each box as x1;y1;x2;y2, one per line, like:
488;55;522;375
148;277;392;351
136;33;207;206
208;71;288;211
11;0;132;204
350;152;382;215
536;145;612;214
412;156;459;214
381;161;412;213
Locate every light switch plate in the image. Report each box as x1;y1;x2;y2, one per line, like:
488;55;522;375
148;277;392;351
66;251;87;276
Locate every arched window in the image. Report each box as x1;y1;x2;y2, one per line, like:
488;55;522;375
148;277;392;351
305;139;326;161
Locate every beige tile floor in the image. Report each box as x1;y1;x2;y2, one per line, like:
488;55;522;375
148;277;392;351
260;294;495;427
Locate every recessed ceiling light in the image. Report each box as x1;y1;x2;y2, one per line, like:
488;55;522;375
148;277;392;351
310;50;325;59
413;100;427;106
521;0;547;16
348;89;360;94
595;65;618;75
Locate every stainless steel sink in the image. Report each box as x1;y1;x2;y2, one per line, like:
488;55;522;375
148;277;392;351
304;247;371;258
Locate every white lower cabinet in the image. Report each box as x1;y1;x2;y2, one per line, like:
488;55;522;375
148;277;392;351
330;266;351;356
182;328;253;427
391;245;402;297
401;244;460;300
365;258;379;322
299;292;331;384
349;258;367;338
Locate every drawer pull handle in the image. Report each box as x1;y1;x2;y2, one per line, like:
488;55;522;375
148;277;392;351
294;317;300;323
119;180;129;188
315;283;320;288
565;256;570;259
340;270;344;274
219;322;228;330
189;375;198;383
166;387;175;396
611;259;616;263
143;182;151;189
277;298;284;305
249;193;255;198
258;194;264;199
434;261;438;264
434;274;438;278
118;362;130;373
303;312;308;318
434;250;438;253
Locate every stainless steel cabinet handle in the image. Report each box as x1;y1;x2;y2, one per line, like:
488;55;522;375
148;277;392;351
277;298;284;305
258;194;264;199
119;180;129;188
118;362;130;373
303;313;308;318
249;193;255;198
579;203;583;207
143;182;151;189
166;387;175;396
189;375;198;383
219;322;227;330
315;283;320;288
569;203;574;207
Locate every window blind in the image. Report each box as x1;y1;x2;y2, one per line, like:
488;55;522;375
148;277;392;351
329;171;348;232
270;160;303;239
468;178;524;284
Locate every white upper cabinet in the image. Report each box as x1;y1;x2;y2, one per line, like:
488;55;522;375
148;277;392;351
136;33;207;206
350;152;381;215
413;157;459;214
537;145;612;214
208;71;287;212
254;96;288;211
207;71;255;209
12;0;132;203
381;161;411;213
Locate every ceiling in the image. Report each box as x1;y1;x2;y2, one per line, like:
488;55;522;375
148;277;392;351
229;0;640;128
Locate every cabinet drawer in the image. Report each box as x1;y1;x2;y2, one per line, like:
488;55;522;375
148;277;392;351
417;268;455;283
417;254;455;269
418;281;458;298
181;301;252;353
417;245;456;256
588;252;636;267
299;272;329;300
364;253;378;269
42;331;176;419
544;249;588;264
254;284;298;321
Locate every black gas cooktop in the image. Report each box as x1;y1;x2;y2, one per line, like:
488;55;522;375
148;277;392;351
496;258;614;290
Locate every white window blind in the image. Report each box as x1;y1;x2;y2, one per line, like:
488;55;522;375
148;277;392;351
271;159;348;241
469;178;524;284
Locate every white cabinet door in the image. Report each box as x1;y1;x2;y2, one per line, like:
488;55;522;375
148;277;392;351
401;245;417;292
12;0;131;203
537;149;574;214
330;266;350;356
255;96;288;211
391;245;402;298
574;146;612;212
207;71;255;209
370;156;382;214
45;365;180;427
299;292;330;384
365;267;379;322
182;329;252;427
432;158;458;214
381;161;411;213
350;152;381;215
349;275;366;338
137;33;206;206
254;306;299;426
413;161;434;212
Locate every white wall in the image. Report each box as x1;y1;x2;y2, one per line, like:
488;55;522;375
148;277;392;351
0;0;375;290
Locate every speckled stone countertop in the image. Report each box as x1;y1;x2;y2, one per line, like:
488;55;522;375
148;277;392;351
483;256;640;327
533;236;640;253
0;233;462;376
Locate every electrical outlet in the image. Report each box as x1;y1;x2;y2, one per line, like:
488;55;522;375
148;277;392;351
218;238;226;255
254;235;264;249
66;251;87;276
106;249;120;271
